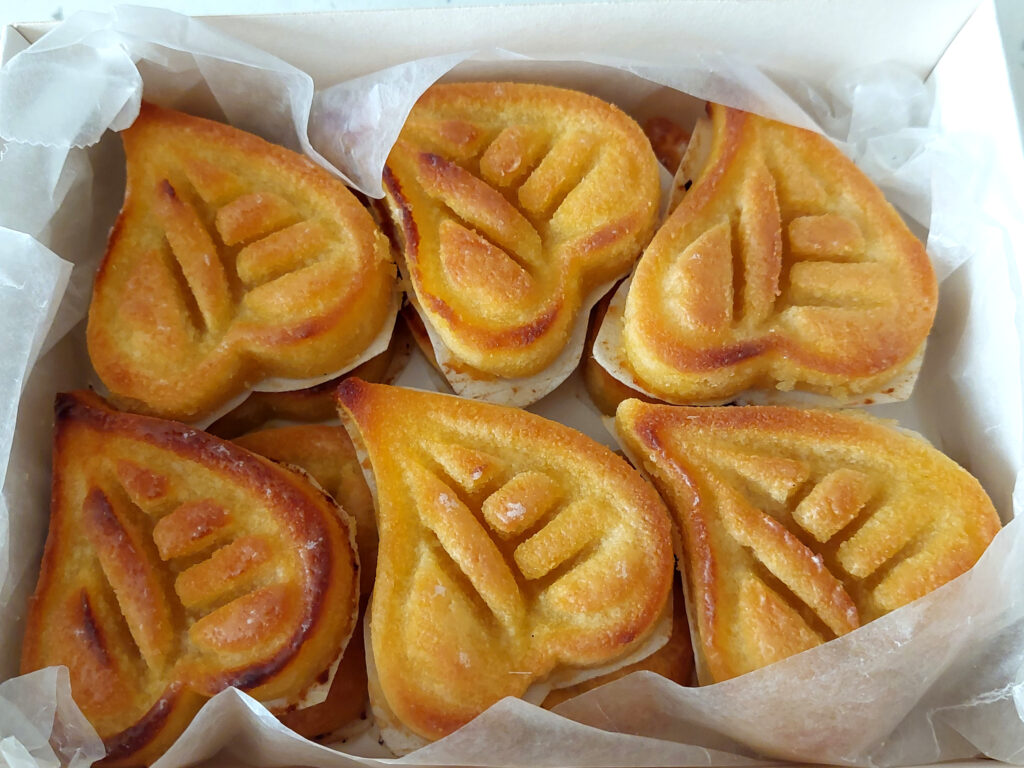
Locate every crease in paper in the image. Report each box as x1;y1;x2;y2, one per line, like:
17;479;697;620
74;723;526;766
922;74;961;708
1;6;1023;768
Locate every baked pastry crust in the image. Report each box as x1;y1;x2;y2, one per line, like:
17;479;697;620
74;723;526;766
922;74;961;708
233;425;376;598
615;401;1001;683
540;580;693;708
607;104;937;404
208;321;409;439
88;102;396;422
275;602;368;741
21;392;359;765
233;425;376;739
642;115;691;177
381;82;660;400
336;380;673;747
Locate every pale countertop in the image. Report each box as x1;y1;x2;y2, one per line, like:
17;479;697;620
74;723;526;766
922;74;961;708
4;0;1024;139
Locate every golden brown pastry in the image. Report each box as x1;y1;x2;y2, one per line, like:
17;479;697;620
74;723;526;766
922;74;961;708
233;424;376;598
615;401;1001;684
381;82;661;405
642;116;690;174
541;580;693;708
208;321;409;439
232;424;375;739
277;602;369;741
597;103;937;405
21;392;359;765
336;380;673;751
88;102;396;423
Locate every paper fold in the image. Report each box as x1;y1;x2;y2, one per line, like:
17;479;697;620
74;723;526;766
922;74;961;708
2;5;1024;768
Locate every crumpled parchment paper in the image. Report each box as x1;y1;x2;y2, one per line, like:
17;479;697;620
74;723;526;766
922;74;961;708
1;5;1023;768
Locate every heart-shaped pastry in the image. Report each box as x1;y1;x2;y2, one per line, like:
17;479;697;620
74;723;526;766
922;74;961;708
88;103;396;423
381;82;660;405
615;401;1001;684
20;393;360;765
596;103;938;406
335;380;673;750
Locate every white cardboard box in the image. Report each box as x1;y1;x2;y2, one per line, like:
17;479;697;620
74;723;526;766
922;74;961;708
2;2;1024;767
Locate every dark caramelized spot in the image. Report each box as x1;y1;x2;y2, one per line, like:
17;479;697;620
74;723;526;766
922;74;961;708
643;116;690;171
84;488;126;543
158;178;177;200
102;686;182;762
424;292;559;349
695;339;769;368
382;166;420;257
77;590;111;666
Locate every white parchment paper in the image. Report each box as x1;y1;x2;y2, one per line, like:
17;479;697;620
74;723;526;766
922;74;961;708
1;5;1024;768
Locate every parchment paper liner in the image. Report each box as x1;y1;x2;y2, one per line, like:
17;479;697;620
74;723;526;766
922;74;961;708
1;7;1023;768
